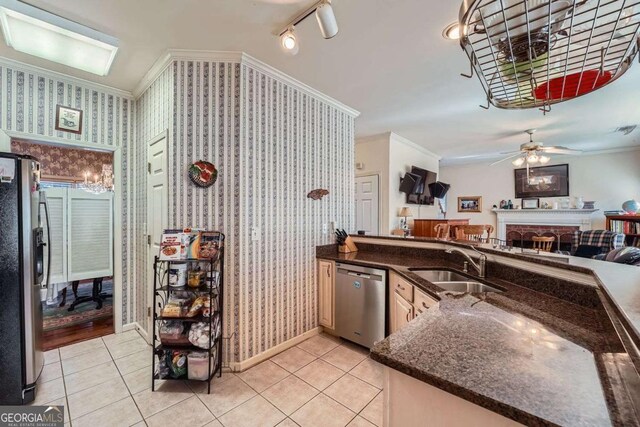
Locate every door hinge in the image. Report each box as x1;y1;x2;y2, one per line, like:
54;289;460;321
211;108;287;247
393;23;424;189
147;162;151;174
147;235;151;245
147;307;151;317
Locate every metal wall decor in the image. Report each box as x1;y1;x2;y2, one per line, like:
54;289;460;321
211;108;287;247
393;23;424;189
189;161;218;188
307;188;329;200
458;0;640;112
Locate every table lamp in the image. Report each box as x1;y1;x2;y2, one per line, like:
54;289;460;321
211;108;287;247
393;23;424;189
399;207;413;237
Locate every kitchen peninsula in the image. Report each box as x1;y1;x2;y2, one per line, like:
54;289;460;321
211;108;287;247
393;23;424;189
317;235;640;426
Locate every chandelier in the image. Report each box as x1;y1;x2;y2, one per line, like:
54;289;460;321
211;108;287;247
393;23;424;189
78;164;114;194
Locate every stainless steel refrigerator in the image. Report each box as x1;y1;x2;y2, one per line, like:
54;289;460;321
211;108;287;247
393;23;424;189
0;152;50;404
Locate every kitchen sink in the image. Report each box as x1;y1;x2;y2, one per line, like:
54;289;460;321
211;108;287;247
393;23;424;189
409;269;469;283
409;269;503;293
433;281;503;293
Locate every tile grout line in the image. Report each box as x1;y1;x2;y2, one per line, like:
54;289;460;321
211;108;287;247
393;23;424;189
56;348;73;427
103;333;148;425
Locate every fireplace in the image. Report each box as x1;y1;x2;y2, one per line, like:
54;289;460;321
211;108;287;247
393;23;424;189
494;208;597;251
505;224;578;252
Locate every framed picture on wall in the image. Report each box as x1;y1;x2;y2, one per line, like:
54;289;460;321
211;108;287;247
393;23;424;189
522;198;540;209
458;196;482;213
55;105;83;134
514;164;569;198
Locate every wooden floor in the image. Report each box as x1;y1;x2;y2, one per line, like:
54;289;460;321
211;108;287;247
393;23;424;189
42;316;114;351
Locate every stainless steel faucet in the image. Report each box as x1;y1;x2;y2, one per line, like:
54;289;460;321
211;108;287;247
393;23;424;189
445;246;487;278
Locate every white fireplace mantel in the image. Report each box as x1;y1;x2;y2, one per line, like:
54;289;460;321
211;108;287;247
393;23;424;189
492;209;599;241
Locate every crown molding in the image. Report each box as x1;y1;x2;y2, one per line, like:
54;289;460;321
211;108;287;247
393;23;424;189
389;132;442;160
0;56;132;98
132;49;360;117
240;53;359;117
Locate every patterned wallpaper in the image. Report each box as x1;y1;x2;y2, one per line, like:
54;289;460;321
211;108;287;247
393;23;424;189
135;58;355;364
10;139;113;181
167;59;356;363
2;55;356;365
0;61;136;325
134;66;174;333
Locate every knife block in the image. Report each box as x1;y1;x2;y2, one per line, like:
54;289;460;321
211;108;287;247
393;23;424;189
338;236;358;253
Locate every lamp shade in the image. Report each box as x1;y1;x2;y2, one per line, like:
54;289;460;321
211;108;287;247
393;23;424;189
399;207;413;217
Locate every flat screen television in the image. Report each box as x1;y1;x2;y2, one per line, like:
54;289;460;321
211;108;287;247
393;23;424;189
406;166;437;205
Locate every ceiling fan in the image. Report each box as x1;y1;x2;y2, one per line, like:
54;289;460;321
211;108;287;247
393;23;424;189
490;129;582;167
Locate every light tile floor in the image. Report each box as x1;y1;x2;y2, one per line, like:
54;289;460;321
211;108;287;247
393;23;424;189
35;331;384;427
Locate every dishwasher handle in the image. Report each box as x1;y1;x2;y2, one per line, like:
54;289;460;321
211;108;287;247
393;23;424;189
347;271;371;279
338;270;383;281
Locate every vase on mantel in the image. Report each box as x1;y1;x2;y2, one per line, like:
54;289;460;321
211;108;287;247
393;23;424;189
576;196;585;209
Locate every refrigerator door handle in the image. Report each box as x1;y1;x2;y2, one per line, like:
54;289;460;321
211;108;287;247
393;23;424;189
39;193;51;289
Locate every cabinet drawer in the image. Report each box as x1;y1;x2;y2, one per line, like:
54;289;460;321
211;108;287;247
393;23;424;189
391;272;413;302
414;289;438;317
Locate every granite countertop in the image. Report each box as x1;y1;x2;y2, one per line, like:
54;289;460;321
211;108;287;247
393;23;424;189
350;234;640;351
316;244;638;426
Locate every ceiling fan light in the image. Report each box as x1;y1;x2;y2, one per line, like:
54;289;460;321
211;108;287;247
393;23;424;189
539;155;551;164
527;154;539;164
280;28;298;55
512;157;525;167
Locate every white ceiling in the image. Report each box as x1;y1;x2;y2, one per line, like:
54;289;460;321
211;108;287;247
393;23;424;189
6;0;640;161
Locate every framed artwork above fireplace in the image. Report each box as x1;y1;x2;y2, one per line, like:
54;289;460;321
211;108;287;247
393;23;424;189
514;164;569;199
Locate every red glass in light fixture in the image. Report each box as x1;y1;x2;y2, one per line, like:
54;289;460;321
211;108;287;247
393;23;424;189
533;70;613;101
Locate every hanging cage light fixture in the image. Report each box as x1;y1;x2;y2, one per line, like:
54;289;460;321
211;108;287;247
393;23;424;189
458;0;640;112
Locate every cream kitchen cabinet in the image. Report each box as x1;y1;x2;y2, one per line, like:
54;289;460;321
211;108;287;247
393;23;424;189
391;289;414;333
389;271;414;334
389;271;438;333
317;259;335;330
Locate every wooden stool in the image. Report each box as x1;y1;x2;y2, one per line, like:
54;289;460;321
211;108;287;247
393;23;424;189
532;236;555;252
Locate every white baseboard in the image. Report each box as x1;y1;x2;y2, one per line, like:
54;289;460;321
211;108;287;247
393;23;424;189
122;322;149;341
229;327;322;372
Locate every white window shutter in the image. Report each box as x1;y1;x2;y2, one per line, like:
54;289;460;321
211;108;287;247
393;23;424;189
67;189;114;281
42;188;67;286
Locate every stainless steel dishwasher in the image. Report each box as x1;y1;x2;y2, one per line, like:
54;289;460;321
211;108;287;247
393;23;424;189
335;263;386;348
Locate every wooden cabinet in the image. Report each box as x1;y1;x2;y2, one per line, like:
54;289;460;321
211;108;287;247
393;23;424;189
392;290;414;333
389;272;414;334
413;288;438;318
389;271;439;333
317;259;335;330
413;219;470;238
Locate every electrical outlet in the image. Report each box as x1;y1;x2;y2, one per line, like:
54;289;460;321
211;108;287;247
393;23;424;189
322;223;328;234
251;227;260;241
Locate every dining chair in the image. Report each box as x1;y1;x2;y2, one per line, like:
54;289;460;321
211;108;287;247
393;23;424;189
434;223;450;239
454;225;494;242
532;236;555;252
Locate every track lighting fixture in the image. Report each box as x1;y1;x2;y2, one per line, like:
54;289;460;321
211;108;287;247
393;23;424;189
316;0;338;39
280;27;298;55
278;0;339;54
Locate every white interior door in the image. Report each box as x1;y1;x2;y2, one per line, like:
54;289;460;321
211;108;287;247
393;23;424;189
355;175;380;235
147;132;168;340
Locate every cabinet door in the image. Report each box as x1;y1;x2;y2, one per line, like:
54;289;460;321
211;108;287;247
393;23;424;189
413;289;438;318
392;291;414;333
318;260;335;329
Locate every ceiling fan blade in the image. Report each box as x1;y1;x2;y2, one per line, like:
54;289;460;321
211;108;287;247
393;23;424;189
540;146;582;154
490;152;523;166
499;150;522;155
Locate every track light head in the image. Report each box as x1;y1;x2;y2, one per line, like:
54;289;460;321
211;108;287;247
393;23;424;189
280;27;299;55
315;0;338;39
